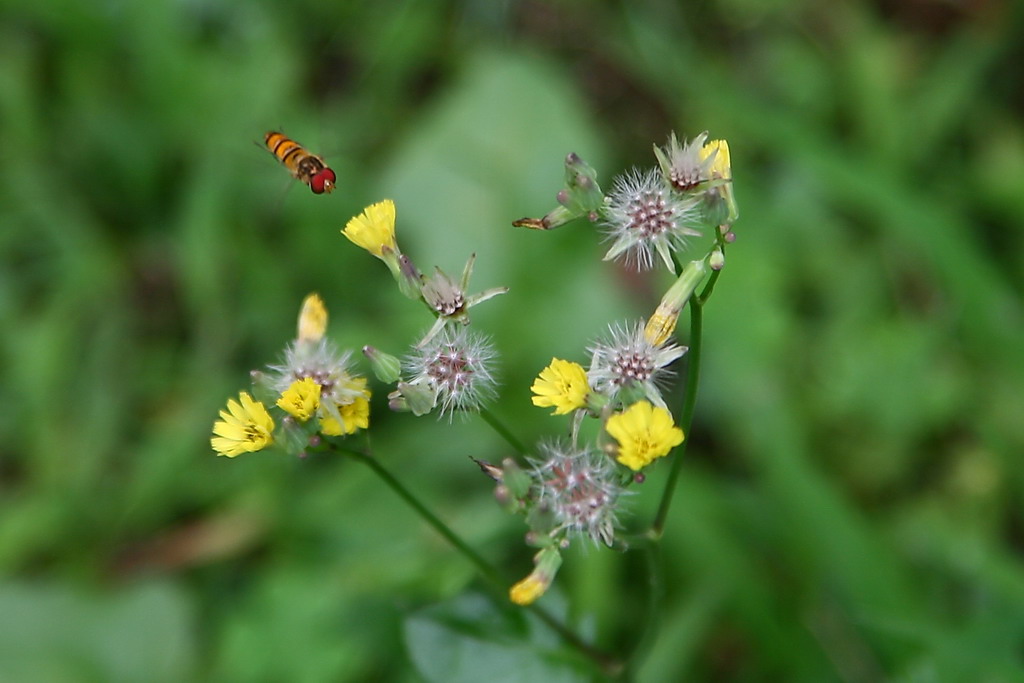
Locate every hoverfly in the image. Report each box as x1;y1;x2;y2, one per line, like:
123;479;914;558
264;131;336;195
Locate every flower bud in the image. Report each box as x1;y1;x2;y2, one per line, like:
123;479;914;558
511;153;604;230
363;345;402;383
709;248;725;271
501;457;532;499
494;484;511;506
388;381;438;416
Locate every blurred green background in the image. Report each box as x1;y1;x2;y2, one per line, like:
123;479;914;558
2;0;1023;680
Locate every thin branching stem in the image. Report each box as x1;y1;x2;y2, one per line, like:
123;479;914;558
651;291;703;537
529;604;624;676
478;407;529;454
650;239;726;536
338;446;504;586
619;536;665;680
332;443;621;675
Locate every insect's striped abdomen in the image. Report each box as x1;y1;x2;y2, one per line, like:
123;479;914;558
263;131;336;195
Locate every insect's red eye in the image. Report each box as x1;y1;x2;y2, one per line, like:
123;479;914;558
310;168;337;194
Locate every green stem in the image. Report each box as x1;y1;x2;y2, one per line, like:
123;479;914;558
698;267;722;306
620;537;665;680
529;604;624;676
651;291;703;537
334;444;621;674
338;446;503;587
630;246;723;675
478;407;528;454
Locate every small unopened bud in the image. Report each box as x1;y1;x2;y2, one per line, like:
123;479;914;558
512;153;604;231
387;391;407;412
494;484;511;506
308;435;322;448
724;231;736;243
563;152;603;201
363;345;402;383
388;381;437;416
502;458;532;499
633;472;646;484
709;248;725;271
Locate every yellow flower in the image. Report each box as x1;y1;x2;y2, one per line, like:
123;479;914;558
530;358;589;415
276;377;321;422
211;392;275;457
509;575;546;606
297;293;328;342
342;199;397;258
605;401;683;471
700;139;738;223
319;378;371;436
700;139;731;180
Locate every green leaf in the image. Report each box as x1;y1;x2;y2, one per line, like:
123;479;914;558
404;593;590;683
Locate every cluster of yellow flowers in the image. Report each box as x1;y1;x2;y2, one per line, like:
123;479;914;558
212;193;506;457
531;359;683;471
211;293;371;459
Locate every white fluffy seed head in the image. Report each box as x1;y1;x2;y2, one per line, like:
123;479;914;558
405;326;498;418
529;441;623;547
602;168;702;271
588;321;686;408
